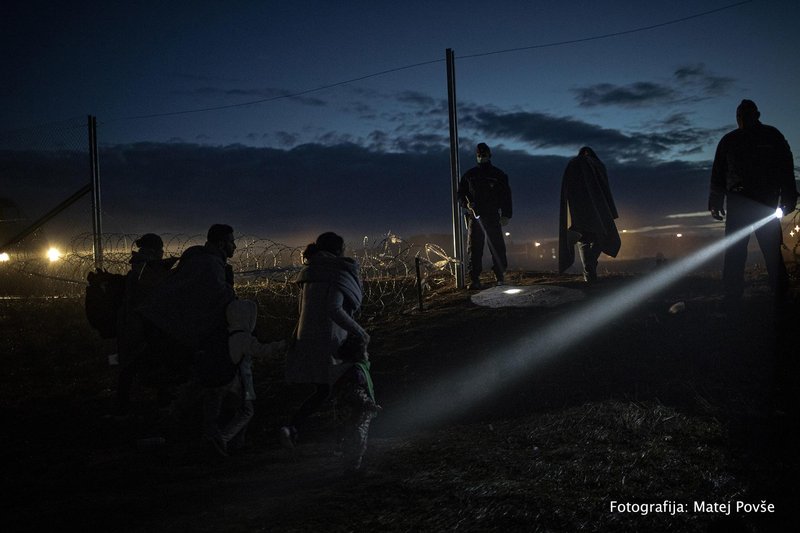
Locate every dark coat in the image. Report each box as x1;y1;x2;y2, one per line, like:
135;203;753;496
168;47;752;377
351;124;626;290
558;154;620;273
458;162;512;220
709;122;797;210
139;244;235;351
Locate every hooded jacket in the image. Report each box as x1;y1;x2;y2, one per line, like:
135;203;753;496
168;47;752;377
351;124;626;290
285;251;367;385
558;153;621;273
227;299;283;363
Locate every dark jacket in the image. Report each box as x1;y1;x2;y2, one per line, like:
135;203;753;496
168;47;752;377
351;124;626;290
458;162;512;220
558;153;621;273
139;243;236;351
709;122;797;210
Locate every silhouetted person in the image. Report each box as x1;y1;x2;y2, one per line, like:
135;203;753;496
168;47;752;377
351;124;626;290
709;99;797;305
219;299;285;454
139;224;238;455
114;233;177;415
558;146;621;282
280;232;372;461
458;143;512;289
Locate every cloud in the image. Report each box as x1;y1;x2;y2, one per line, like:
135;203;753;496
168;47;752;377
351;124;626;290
572;64;735;110
462;108;665;161
457;104;728;164
673;64;735;96
2;141;715;247
574;82;677;108
396;91;438;108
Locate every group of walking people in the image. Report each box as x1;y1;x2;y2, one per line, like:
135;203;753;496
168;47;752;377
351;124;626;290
111;225;378;472
460;99;797;307
105;98;796;474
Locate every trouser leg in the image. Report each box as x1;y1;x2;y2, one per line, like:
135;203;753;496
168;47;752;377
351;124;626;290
201;384;229;441
466;219;485;283
220;399;254;445
578;233;599;281
753;217;789;299
722;200;752;299
342;387;377;471
483;218;507;281
291;383;331;430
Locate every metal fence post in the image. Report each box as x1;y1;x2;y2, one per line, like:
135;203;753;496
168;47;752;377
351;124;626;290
446;48;465;288
88;115;103;270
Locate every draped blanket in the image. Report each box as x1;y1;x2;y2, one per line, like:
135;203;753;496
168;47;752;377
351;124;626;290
295;254;363;313
558;155;621;273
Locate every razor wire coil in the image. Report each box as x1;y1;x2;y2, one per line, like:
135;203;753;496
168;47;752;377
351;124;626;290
0;232;458;317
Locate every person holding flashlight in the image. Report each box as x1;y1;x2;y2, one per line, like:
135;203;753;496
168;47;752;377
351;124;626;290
709;99;797;304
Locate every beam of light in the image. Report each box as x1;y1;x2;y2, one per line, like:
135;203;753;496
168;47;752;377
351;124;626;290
46;247;62;262
619;224;681;234
503;288;523;295
385;211;779;434
0;252;9;262
665;211;713;219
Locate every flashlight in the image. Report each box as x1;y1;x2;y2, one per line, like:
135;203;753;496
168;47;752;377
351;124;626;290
775;207;784;219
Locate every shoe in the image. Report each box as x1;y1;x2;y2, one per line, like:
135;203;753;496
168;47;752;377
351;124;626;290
496;280;505;286
279;426;297;450
468;281;484;290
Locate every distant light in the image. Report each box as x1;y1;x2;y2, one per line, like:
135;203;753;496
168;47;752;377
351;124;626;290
775;207;784;219
622;229;627;233
0;252;9;262
676;233;683;238
534;242;541;247
504;232;511;237
503;288;523;295
47;247;62;262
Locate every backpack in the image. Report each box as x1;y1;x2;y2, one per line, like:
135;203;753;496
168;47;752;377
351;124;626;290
85;269;126;338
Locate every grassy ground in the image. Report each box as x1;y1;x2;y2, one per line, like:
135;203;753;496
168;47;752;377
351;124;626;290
1;270;797;532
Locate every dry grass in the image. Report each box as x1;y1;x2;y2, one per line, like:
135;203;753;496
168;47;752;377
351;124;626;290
1;271;797;532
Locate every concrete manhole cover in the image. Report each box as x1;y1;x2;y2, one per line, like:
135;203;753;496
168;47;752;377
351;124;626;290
470;284;586;308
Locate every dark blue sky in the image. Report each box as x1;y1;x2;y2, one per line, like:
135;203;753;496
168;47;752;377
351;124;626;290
2;0;798;247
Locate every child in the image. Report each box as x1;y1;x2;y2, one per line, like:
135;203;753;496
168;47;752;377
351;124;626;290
332;335;381;473
220;299;284;452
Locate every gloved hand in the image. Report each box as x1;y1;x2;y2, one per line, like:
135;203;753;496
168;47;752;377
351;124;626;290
500;216;510;226
710;208;725;221
780;203;796;217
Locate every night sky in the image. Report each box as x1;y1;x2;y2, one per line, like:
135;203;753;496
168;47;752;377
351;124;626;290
2;0;798;248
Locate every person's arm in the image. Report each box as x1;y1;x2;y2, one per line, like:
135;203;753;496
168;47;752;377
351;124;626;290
325;288;369;342
776;134;798;214
709;138;728;219
457;171;472;209
500;171;512;219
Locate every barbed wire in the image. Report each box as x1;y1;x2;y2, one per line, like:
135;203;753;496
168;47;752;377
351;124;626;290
0;232;459;317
